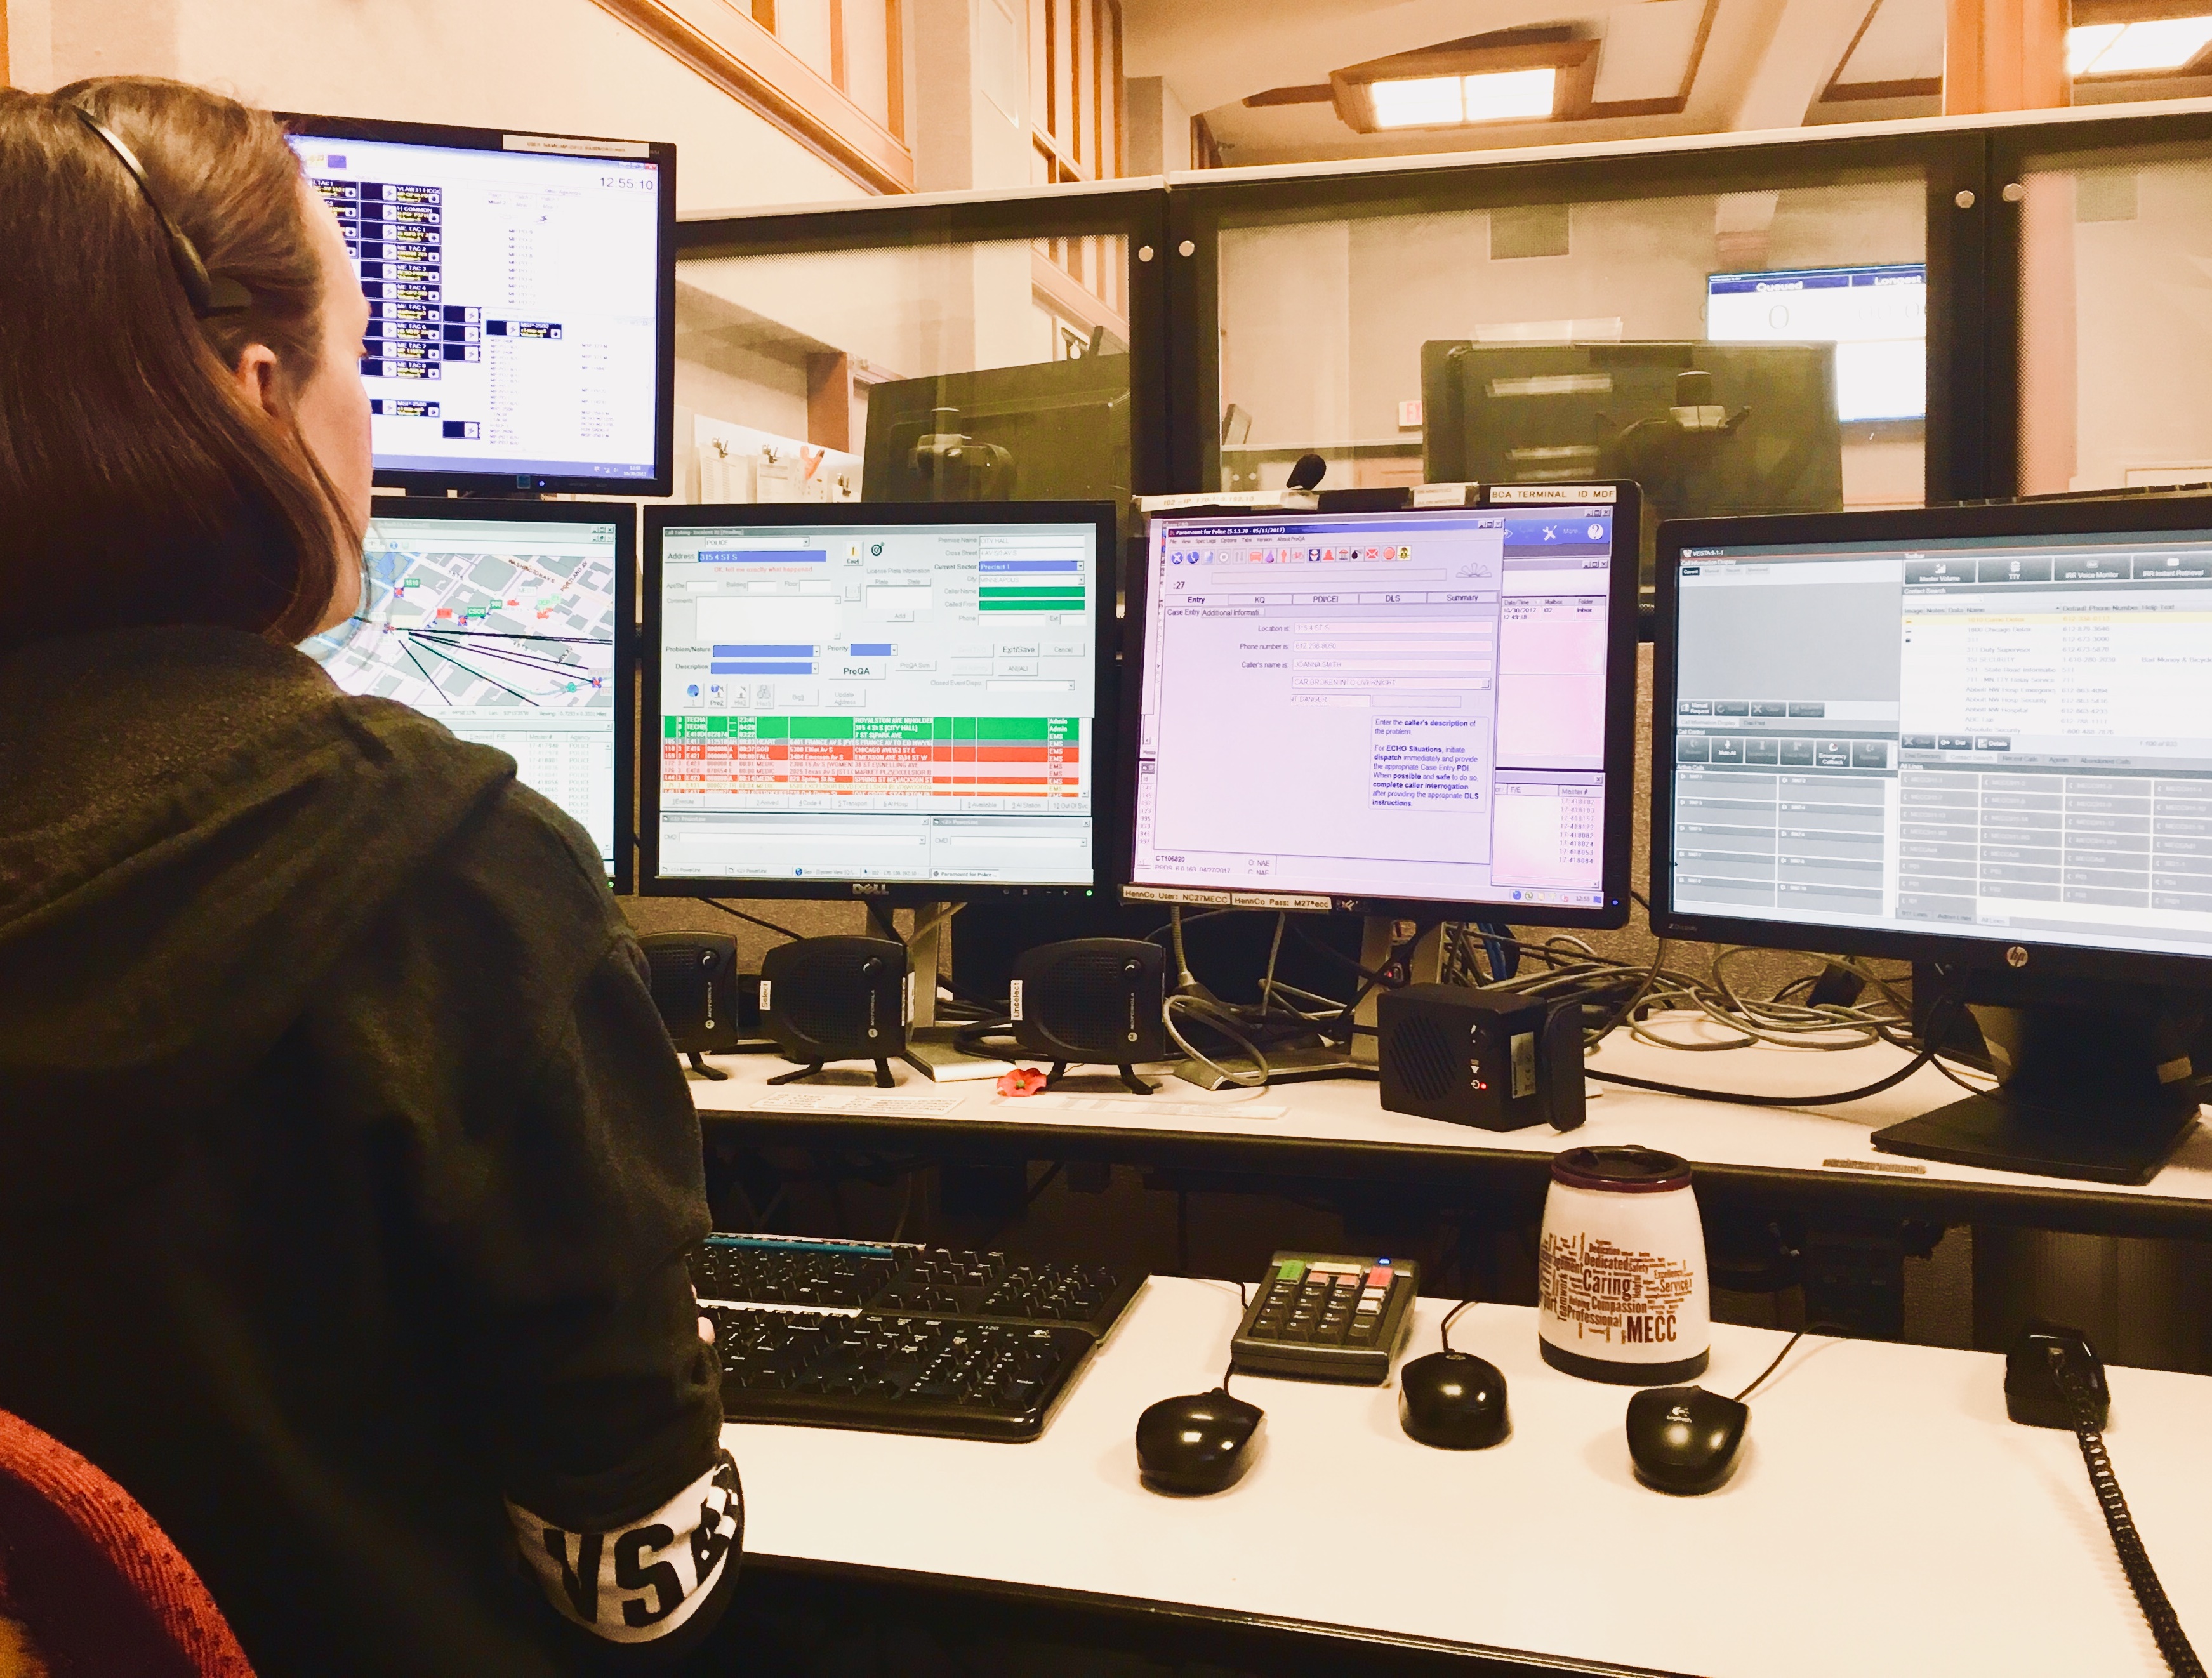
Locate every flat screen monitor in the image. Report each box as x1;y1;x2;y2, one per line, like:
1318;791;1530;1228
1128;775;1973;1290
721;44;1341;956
1419;341;1842;530
641;503;1117;901
308;498;633;887
284;114;675;496
1653;498;2212;1182
1706;264;1926;423
859;357;1130;512
1125;490;1639;925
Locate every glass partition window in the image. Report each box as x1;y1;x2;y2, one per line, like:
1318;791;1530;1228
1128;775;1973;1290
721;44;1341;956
1210;175;1928;525
2015;147;2212;496
673;235;1130;519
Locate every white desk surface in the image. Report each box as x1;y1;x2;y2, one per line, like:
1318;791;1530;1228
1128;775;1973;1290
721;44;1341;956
691;1015;2212;1215
725;1278;2212;1678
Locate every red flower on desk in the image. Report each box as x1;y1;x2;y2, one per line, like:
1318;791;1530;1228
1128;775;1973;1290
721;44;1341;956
997;1067;1049;1098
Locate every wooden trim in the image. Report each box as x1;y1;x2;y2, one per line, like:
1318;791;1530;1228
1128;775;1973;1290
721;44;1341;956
591;0;913;193
885;0;904;142
1;0;10;89
1825;77;1945;102
1032;246;1130;346
828;0;846;91
1243;85;1336;108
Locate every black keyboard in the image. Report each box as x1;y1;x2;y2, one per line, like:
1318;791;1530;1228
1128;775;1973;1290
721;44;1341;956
689;1234;1144;1441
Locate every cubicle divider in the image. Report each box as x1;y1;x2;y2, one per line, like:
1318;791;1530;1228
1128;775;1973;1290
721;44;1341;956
673;97;2212;531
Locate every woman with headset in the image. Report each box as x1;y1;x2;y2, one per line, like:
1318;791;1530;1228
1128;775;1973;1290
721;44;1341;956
0;78;737;1674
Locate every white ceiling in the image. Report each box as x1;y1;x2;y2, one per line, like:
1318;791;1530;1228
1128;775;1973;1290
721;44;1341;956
1125;0;1944;169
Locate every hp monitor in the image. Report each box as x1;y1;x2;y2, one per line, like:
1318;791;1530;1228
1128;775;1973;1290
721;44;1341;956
309;499;633;887
642;503;1116;901
1125;489;1639;925
1653;496;2212;1183
284;114;675;495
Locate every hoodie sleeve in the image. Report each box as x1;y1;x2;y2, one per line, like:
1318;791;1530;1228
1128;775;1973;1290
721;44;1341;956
489;935;741;1658
348;781;740;1660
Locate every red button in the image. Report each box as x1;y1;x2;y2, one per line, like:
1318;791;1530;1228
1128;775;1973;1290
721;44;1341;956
1365;1267;1391;1288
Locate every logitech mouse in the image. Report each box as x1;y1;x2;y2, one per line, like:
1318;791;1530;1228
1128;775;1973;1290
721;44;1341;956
1625;1385;1749;1495
1398;1351;1510;1450
1136;1388;1265;1495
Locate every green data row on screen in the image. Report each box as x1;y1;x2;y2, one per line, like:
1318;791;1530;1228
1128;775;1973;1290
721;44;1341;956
978;586;1085;613
664;715;1080;741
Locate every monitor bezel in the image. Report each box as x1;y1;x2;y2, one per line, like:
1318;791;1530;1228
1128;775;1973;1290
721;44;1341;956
1118;487;1640;930
279;112;677;499
355;494;637;893
638;501;1122;906
1650;494;2212;989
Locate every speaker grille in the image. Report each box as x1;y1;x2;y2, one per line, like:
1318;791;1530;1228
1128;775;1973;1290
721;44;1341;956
1031;950;1132;1055
1391;1014;1461;1106
645;944;715;1030
762;937;903;1059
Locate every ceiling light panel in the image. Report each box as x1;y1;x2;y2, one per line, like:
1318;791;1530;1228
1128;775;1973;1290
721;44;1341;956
2088;17;2212;74
1368;74;1465;128
2065;23;2124;75
1462;66;1558;121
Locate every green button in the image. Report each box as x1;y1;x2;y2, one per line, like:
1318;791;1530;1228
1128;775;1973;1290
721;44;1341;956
1276;1260;1306;1282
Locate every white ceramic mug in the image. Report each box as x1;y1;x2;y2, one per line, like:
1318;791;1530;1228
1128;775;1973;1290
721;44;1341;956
1537;1146;1711;1385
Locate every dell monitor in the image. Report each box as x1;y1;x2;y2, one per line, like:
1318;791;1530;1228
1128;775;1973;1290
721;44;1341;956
640;503;1117;902
308;499;633;887
1419;341;1843;527
1706;264;1926;424
1653;496;2212;1184
284;114;676;495
1126;489;1639;927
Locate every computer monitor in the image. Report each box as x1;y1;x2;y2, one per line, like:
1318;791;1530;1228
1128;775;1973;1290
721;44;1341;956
640;503;1118;902
308;499;633;887
1653;496;2212;1184
860;357;1130;511
1125;489;1639;925
1419;341;1843;527
284;114;676;495
1706;264;1926;424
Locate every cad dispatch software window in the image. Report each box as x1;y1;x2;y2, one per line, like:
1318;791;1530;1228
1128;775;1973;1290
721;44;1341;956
311;516;620;870
657;523;1096;885
1130;508;1613;908
291;136;660;482
1669;527;2212;960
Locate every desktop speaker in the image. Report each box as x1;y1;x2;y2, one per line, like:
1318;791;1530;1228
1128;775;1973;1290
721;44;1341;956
1010;939;1168;1095
758;936;910;1088
640;934;753;1079
1378;984;1584;1132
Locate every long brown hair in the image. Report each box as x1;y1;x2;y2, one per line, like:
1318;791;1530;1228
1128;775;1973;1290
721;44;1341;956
0;77;357;654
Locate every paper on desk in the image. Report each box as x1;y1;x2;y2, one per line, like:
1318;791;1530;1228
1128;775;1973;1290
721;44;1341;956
994;1093;1287;1120
741;1089;966;1118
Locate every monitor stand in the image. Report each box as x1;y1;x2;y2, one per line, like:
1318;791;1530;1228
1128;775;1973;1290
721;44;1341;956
1871;1000;2204;1186
884;902;1016;1083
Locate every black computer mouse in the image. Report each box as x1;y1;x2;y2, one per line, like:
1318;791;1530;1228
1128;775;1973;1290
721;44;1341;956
1136;1388;1265;1495
1398;1351;1510;1450
1625;1385;1749;1495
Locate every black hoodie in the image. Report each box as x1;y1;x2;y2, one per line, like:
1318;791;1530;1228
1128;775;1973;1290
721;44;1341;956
0;626;736;1674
